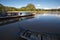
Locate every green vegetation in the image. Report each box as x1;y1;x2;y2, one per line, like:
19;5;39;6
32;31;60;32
20;4;36;11
0;4;7;16
0;3;37;11
0;3;60;11
0;3;60;14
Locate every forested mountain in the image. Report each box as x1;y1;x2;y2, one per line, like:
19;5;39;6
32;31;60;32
17;4;36;11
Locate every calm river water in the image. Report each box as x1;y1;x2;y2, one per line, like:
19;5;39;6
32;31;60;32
0;13;60;40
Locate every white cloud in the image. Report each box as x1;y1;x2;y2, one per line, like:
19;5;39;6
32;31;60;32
36;4;41;9
36;7;41;9
43;8;51;9
43;7;60;9
36;4;60;9
50;6;60;9
56;6;60;9
37;4;41;7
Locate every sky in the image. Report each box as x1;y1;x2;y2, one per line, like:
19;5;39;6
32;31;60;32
0;0;60;9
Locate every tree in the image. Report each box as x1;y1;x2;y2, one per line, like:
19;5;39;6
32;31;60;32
0;4;7;16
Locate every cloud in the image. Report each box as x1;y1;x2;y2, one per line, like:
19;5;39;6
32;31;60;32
43;7;60;9
50;6;60;9
43;8;51;9
36;4;60;9
36;4;41;9
56;6;60;9
37;4;41;7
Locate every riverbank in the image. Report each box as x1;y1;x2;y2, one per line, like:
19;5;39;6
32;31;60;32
7;11;60;14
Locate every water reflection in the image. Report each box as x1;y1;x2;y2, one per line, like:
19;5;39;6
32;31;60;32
0;11;60;40
0;16;34;40
0;16;34;26
17;14;60;40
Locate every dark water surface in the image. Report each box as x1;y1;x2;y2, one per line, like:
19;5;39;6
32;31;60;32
0;14;60;40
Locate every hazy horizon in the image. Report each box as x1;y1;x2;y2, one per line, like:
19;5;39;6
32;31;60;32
0;0;60;9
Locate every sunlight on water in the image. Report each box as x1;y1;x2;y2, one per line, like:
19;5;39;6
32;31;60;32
35;13;60;17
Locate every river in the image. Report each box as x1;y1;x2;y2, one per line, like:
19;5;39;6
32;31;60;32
0;13;60;40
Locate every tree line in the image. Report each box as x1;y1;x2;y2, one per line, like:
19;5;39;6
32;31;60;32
0;3;60;11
